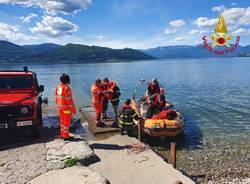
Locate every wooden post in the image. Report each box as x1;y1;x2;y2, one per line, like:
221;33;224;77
137;121;141;141
170;142;176;168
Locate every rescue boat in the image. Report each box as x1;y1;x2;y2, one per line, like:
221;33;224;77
132;97;184;137
143;110;184;137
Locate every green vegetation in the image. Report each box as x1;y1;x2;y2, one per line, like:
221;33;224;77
31;44;154;63
23;43;62;54
0;41;31;63
0;41;154;63
65;158;80;167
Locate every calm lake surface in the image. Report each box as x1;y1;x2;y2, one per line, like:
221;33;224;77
1;57;250;180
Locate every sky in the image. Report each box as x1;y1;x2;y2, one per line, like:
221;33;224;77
0;0;249;49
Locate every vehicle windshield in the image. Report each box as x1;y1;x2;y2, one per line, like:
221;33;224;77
0;75;33;90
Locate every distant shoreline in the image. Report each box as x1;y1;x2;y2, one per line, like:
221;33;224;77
1;55;249;65
0;59;156;65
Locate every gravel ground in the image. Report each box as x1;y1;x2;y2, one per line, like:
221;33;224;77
0;142;48;184
153;141;250;184
0;128;59;184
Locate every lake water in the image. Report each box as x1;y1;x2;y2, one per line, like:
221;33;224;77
1;57;250;181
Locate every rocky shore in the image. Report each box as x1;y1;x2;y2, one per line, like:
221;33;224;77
152;140;250;184
0;130;109;184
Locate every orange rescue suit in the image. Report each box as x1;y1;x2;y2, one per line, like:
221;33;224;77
151;109;176;120
55;83;76;138
91;84;104;121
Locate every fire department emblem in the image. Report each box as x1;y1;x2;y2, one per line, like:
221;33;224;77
203;14;240;55
210;14;232;47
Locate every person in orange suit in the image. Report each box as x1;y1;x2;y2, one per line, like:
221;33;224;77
91;79;105;127
101;78;110;120
55;74;76;141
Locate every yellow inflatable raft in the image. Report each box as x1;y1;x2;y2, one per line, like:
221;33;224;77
143;111;184;137
132;99;184;137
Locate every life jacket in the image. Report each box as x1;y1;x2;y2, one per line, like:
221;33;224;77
154;94;166;108
101;82;111;100
55;83;76;114
147;83;160;100
109;81;121;102
151;109;177;120
91;84;103;103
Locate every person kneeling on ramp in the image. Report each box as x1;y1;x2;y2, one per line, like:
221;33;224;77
118;99;139;135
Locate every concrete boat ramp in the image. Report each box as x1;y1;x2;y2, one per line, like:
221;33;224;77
80;106;195;184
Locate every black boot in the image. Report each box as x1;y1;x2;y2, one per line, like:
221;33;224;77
96;121;105;127
111;122;119;128
63;136;74;141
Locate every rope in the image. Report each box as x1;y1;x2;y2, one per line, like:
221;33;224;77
127;142;149;154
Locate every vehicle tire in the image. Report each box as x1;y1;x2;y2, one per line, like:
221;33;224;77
37;104;43;127
30;105;42;138
30;124;40;138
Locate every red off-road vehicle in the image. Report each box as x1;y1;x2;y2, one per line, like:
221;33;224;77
0;67;44;137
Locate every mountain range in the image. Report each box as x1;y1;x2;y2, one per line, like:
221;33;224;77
141;45;250;59
0;40;250;63
0;41;154;63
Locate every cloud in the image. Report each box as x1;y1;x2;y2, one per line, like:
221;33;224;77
193;6;250;35
169;19;186;28
0;22;34;41
232;28;250;35
20;13;37;23
175;37;185;42
30;15;78;37
212;5;226;12
193;17;218;28
0;0;92;14
189;29;199;35
95;35;105;41
164;28;176;34
164;19;186;34
223;7;250;27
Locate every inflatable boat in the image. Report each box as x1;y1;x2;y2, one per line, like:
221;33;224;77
132;98;184;137
143;110;184;137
